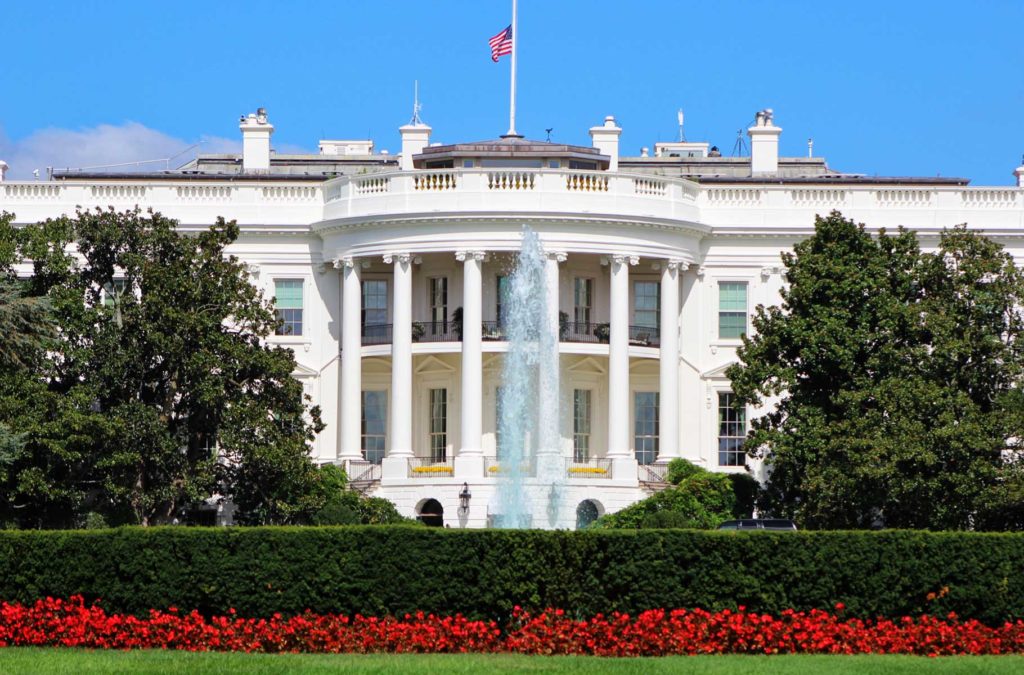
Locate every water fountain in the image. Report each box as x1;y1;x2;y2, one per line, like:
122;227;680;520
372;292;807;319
493;227;565;528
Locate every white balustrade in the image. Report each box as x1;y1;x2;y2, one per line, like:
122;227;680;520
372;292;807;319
413;171;457;191
565;172;609;192
875;189;933;207
487;171;535;190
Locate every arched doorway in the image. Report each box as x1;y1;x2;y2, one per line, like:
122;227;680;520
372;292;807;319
576;500;600;529
418;498;444;527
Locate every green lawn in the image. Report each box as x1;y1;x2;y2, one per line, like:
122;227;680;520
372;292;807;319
0;650;1022;674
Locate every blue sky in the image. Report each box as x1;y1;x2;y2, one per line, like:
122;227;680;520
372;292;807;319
1;1;1021;183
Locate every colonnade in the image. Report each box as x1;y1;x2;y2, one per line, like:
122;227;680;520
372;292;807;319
336;250;686;477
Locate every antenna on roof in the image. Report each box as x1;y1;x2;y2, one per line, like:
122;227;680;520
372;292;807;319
677;109;686;142
545;128;553;142
410;80;423;125
731;129;748;157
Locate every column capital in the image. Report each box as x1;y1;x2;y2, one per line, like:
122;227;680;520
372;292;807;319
609;254;639;267
695;265;707;280
246;263;261;277
545;250;568;263
334;256;355;270
455;250;487;262
760;265;783;280
383;252;413;265
666;258;688;271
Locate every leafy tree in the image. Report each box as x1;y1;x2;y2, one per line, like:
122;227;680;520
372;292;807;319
593;461;751;529
0;208;325;527
728;212;1024;529
310;464;417;526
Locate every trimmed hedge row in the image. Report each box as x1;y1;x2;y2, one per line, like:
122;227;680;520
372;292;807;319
1;527;1022;624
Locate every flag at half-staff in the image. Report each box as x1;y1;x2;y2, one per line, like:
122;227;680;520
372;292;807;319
489;24;512;62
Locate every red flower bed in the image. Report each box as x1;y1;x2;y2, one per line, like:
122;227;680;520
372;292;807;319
2;597;1024;656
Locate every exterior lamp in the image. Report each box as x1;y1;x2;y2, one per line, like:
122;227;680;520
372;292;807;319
458;482;472;516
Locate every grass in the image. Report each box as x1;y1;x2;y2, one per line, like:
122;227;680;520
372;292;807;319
1;650;1023;674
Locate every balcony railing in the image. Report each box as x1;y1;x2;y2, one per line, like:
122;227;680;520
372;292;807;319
628;325;660;347
414;320;461;343
481;320;507;341
566;458;613;479
407;456;455;478
362;324;392;346
359;320;659;347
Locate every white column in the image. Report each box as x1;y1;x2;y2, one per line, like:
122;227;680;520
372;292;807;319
538;251;565;464
338;257;363;460
388;253;413;457
455;251;485;477
656;260;683;463
607;254;637;460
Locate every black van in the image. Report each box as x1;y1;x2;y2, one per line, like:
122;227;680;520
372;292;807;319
716;519;797;531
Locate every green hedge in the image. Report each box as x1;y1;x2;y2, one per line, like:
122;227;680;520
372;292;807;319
1;528;1022;624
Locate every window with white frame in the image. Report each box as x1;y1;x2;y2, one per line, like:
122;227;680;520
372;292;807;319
362;279;388;342
101;279;129;308
361;390;387;464
634;391;659;465
633;280;659;328
274;279;304;336
573;389;592;462
429;388;447;463
718;281;747;339
718;392;747;466
574;277;594;326
429;277;448;336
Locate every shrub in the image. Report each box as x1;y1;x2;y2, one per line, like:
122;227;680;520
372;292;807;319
666;458;703;485
309;465;416;526
1;528;1024;624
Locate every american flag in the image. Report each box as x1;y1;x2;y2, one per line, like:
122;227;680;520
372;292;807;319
489;25;512;62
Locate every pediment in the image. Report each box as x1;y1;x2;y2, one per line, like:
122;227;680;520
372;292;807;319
291;362;318;378
415;355;456;374
567;356;606;374
701;361;738;380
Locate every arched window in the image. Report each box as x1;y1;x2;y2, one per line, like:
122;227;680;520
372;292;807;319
576;500;600;529
418;499;444;527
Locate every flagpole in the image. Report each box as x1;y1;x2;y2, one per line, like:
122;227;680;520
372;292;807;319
506;0;519;137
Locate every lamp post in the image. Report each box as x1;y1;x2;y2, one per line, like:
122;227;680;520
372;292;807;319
458;482;472;517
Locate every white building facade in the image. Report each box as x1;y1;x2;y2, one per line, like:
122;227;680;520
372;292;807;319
3;109;1024;528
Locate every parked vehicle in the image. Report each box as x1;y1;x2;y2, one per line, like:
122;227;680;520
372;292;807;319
716;519;798;531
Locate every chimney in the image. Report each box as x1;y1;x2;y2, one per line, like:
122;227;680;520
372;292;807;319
239;108;274;173
399;122;431;171
748;108;782;176
1015;156;1024;187
589;115;621;171
0;161;8;182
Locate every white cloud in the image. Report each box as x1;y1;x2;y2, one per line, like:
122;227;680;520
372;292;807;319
0;122;241;179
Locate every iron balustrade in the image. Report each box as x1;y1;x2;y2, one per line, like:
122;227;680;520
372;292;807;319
361;323;392;346
566;458;613;479
563;321;604;343
628;325;660;347
354;321;659;347
481;320;507;341
414;320;461;343
407;456;455;478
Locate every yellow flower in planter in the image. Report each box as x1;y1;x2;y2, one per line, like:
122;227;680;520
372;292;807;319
569;467;608;475
412;466;454;475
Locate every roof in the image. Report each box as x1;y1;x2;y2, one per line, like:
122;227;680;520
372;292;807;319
415;137;610;168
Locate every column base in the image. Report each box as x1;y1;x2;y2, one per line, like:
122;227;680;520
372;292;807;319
381;455;411;480
454;454;485;478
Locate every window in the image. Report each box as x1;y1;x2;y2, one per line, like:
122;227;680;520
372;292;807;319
634;392;659;465
102;279;128;308
573;389;592;462
719;282;747;339
496;275;510;326
362;390;387;464
429;277;448;336
274;279;303;336
462;159;474;168
362;279;388;342
718;392;747;466
429;388;447;463
634;280;659;328
573;278;593;326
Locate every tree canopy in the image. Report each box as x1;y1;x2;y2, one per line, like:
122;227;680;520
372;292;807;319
728;211;1024;530
0;208;325;527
